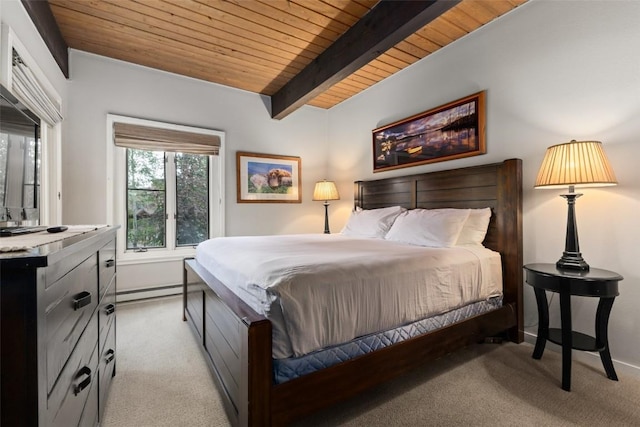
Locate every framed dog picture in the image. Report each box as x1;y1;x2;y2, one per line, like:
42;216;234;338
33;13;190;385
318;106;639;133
236;151;302;203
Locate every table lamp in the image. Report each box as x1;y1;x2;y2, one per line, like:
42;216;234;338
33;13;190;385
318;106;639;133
312;180;340;234
535;140;617;271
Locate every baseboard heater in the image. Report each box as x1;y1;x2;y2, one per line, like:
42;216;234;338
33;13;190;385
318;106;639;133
116;284;182;302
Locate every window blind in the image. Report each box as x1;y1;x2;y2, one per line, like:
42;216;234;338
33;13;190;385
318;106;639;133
11;49;63;126
0;105;38;136
113;122;220;155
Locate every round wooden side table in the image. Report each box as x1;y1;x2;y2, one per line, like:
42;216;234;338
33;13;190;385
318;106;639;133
523;263;623;391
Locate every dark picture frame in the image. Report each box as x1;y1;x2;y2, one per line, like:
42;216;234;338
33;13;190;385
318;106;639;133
372;91;486;172
236;151;302;203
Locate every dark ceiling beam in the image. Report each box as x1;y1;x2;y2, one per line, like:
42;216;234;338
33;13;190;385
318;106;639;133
270;0;460;120
21;0;69;78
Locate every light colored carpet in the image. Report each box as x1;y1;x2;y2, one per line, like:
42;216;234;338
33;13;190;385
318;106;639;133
103;296;640;426
101;296;230;427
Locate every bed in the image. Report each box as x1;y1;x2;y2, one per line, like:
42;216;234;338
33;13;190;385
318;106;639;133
183;158;523;426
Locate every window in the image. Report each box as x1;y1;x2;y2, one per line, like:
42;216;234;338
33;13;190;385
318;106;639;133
126;148;166;250
126;149;210;251
0;120;40;222
107;115;225;262
175;152;209;245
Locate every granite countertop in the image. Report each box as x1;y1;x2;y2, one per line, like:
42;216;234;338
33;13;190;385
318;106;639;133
0;225;108;254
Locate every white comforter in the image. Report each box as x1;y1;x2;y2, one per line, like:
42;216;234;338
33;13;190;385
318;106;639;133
195;234;502;359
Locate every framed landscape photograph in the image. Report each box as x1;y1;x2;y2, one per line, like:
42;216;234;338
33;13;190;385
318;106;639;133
236;151;301;203
372;91;486;172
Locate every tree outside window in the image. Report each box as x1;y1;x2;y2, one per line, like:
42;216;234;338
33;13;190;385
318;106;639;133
126;149;209;251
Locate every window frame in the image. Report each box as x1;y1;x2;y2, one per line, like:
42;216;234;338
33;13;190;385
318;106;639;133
107;114;225;264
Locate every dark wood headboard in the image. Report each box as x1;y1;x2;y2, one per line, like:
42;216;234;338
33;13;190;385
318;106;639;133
354;158;523;341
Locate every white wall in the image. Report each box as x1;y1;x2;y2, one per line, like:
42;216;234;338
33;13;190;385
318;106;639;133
327;0;640;373
65;51;329;292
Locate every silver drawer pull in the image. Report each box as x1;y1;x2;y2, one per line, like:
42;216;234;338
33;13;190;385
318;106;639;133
105;349;115;364
73;366;92;395
72;291;92;310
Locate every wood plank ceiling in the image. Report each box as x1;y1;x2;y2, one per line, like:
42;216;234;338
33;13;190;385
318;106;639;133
48;0;527;116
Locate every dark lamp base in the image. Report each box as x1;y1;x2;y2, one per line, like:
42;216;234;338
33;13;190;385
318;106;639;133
556;190;589;271
556;252;590;271
322;202;331;234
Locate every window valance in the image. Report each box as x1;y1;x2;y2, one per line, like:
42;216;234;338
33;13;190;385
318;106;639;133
11;49;63;126
113;122;220;156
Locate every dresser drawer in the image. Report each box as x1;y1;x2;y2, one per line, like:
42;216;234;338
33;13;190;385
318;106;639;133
98;320;116;421
98;239;116;301
77;371;99;427
45;253;99;393
98;276;116;354
48;313;99;427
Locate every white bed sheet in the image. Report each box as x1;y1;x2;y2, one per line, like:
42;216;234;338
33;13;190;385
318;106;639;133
195;234;502;359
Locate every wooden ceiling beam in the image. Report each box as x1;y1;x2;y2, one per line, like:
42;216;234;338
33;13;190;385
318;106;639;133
270;0;460;120
21;0;69;77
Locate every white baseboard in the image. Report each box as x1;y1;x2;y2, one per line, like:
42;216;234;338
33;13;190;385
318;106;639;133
523;331;640;379
116;284;182;302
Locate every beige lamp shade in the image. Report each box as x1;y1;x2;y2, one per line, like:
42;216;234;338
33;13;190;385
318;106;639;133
535;140;617;189
312;180;340;201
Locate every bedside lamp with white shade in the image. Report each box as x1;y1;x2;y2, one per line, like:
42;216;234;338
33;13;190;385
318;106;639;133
312;180;340;234
535;140;617;271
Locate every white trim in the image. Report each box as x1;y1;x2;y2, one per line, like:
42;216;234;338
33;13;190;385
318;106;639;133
166;152;178;247
106;114;225;262
118;247;195;265
107;114;224;139
106;117;114;225
40;123;62;225
0;24;19;92
212;136;225;238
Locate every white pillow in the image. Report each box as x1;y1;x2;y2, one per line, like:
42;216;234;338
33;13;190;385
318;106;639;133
385;208;470;247
456;208;492;246
340;206;405;238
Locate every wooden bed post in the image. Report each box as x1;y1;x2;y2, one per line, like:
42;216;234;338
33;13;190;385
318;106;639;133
499;159;524;343
242;319;272;425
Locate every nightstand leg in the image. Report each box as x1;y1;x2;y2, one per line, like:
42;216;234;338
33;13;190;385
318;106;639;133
559;290;572;391
532;287;549;359
596;297;618;381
